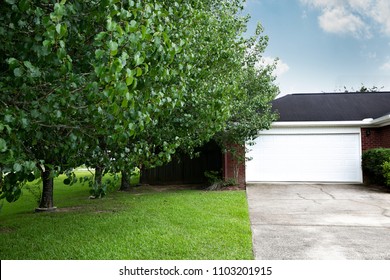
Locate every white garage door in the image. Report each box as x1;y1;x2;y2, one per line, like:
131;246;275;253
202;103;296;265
246;127;362;182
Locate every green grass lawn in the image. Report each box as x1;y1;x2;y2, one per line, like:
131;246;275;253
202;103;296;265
0;172;253;260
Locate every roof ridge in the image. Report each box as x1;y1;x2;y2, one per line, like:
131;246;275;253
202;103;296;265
289;91;390;96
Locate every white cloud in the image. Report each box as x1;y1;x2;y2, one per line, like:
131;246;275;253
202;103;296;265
318;7;369;37
247;44;290;78
370;0;390;35
274;59;290;77
300;0;341;10
300;0;390;37
259;57;290;77
347;0;372;10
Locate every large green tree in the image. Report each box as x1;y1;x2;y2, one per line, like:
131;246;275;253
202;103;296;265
1;0;193;207
116;2;279;176
1;0;278;209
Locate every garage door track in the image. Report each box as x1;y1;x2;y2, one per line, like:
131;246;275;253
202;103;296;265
246;184;390;259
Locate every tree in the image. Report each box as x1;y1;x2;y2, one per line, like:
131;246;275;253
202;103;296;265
118;2;279;174
1;0;195;208
1;1;92;208
215;24;279;148
340;84;385;93
1;0;278;209
86;0;278;191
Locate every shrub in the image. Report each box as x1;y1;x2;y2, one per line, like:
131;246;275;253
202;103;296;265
362;148;390;186
382;161;390;187
204;170;237;191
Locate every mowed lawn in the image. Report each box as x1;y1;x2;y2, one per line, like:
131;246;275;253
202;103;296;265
0;172;253;260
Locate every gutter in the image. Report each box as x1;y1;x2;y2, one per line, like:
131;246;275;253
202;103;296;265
368;114;390;127
270;114;390;128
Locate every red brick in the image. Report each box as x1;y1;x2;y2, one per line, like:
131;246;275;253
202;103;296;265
361;126;390;151
223;144;246;187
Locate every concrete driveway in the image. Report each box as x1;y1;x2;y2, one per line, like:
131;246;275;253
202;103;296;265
246;183;390;260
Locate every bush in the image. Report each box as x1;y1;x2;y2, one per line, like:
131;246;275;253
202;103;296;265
204;170;237;191
362;148;390;186
382;161;390;187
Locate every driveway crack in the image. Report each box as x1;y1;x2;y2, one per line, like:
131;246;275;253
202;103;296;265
296;193;321;205
319;187;336;199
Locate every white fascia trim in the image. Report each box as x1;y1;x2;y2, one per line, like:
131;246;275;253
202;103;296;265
271;115;390;128
369;114;390;127
271;121;367;128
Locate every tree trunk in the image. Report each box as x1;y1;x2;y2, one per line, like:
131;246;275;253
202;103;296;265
95;166;103;188
120;170;131;190
37;167;55;211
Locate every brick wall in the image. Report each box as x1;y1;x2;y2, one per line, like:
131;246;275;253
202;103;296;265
381;126;390;147
223;144;246;187
361;126;390;151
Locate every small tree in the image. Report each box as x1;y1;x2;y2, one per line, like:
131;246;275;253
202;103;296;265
340;84;385;93
213;24;279;183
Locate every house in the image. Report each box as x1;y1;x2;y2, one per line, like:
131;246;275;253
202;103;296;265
141;92;390;186
245;92;390;183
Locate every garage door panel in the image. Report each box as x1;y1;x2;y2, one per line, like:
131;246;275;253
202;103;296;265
246;130;362;182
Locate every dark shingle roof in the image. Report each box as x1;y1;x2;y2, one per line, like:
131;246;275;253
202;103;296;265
272;92;390;122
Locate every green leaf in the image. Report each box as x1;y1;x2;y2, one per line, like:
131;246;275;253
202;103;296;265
57;47;66;60
43;40;52;48
23;61;41;77
23;61;33;69
116;25;123;36
136;67;142;77
14;189;22;201
4;114;13;123
23;161;36;171
162;32;169;44
141;25;148;39
0;138;7;152
61;24;67;37
126;76;134;86
109;41;118;56
106;17;115;31
21;118;28;128
125;69;134;85
126;91;131;101
134;52;144;66
55;110;62;118
56;23;62;34
6;57;18;67
13;68;23;77
95;32;107;41
129;20;137;32
13;163;22;172
128;123;135;131
51;3;65;22
121;98;128;108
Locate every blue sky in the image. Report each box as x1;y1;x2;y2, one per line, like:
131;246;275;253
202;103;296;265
243;0;390;96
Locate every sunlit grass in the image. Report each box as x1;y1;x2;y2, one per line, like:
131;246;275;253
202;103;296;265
0;172;253;260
